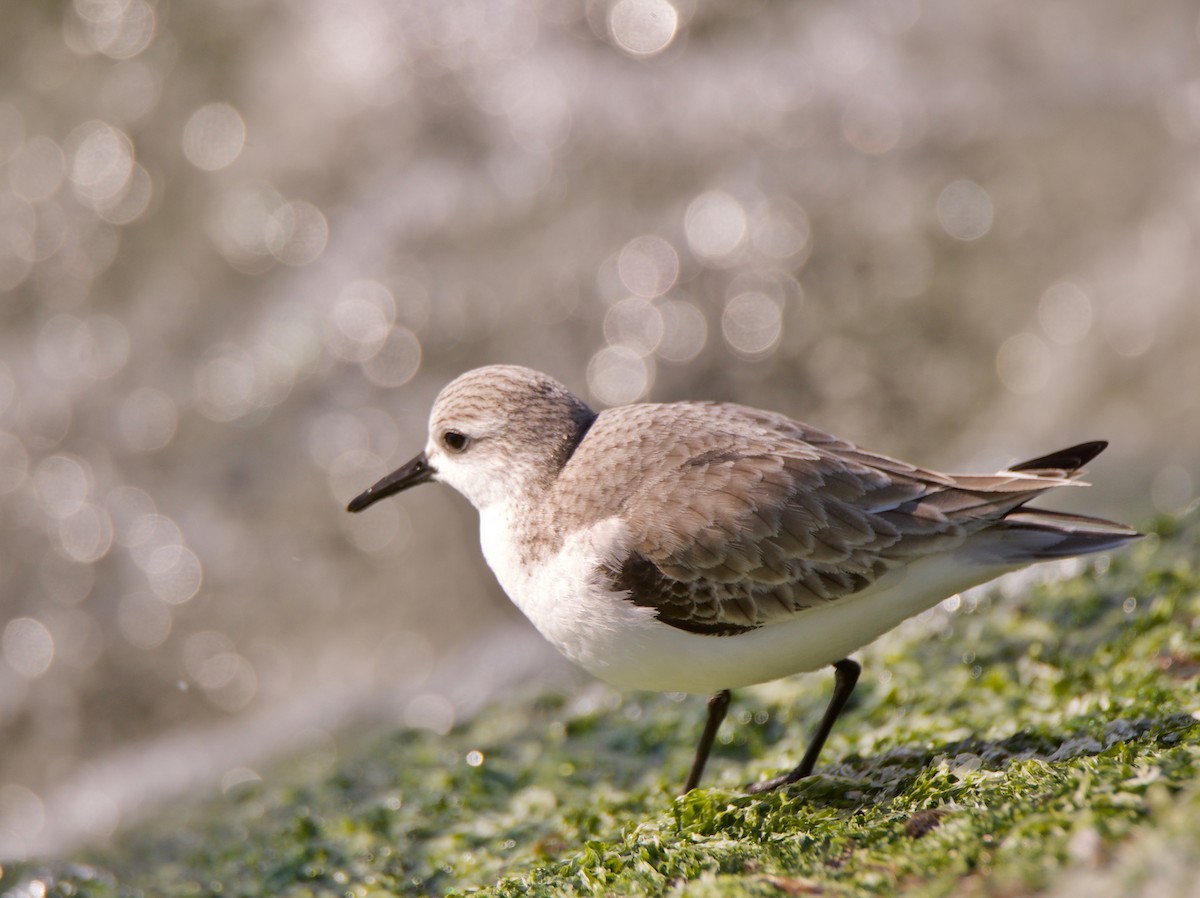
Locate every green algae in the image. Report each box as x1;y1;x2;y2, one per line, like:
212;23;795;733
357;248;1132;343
5;510;1199;898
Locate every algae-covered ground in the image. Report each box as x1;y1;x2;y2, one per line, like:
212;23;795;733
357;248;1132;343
6;510;1200;897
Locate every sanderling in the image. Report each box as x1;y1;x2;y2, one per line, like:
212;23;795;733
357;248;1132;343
348;365;1138;794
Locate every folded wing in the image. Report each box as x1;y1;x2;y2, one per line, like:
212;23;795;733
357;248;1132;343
578;404;1134;634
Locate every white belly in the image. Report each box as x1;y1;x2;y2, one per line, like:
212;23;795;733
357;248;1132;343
479;505;1016;695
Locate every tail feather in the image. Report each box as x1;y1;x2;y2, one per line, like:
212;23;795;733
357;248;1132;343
972;508;1141;564
930;441;1112;527
1009;441;1108;475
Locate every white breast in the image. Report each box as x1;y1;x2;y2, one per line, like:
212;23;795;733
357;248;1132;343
479;503;658;676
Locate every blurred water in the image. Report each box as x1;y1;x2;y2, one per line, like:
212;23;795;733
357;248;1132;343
2;0;1198;858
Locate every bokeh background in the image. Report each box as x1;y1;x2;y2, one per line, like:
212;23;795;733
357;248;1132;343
2;0;1198;859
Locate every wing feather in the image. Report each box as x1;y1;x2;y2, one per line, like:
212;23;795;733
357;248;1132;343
552;402;1101;634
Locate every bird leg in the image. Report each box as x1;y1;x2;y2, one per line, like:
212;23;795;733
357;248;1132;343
681;689;731;794
746;658;861;794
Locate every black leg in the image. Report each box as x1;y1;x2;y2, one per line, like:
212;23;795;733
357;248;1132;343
746;658;861;794
681;689;731;794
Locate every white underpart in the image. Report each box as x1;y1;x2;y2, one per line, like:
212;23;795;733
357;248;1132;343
480;499;1018;695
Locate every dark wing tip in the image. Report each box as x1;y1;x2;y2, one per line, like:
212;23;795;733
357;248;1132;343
1009;440;1108;474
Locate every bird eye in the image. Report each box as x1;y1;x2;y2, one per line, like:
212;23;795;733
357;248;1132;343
442;430;469;452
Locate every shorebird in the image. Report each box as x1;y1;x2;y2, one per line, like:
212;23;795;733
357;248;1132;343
348;365;1138;793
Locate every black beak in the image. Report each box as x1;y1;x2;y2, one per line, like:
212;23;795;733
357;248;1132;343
346;452;435;512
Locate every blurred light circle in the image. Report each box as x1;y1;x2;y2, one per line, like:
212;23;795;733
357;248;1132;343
326;406;402;470
55;608;104;671
9;136;65;202
69;789;120;841
125;516;181;564
36;314;88;381
393;275;431;332
587;345;653;405
656;299;708;363
0;190;35;245
609;0;679;57
0;431;29;494
996;332;1051;395
617;234;678;298
210;185;282;272
195;344;258;421
35;312;130;383
125;513;184;573
0;200;34;290
1038;282;1092;345
106;485;155;541
405;692;456;735
0;360;13;414
26;200;69;263
146;544;203;605
118;386;178;453
3;617;55;679
309;412;369;472
722;292;783;357
363;410;400;466
183;103;245;172
936;179;993;241
306;1;398;93
361;326;422;388
752;198;811;261
183;631;257;711
499;68;573;154
329;448;387;508
265;200;329;266
18;384;73;450
221;767;262;794
0;784;44;842
79;0;156;59
117;591;172;649
122;512;181;564
97;162;153;225
81;314;131;380
325;280;396;362
841;100;903;155
0;103;25;164
259;302;322;368
685;190;747;262
33;454;91;520
344;501;411;554
63;222;120;280
872;0;922;33
57;503;114;563
69;121;134;206
0;254;31;293
198;652;258;711
19;200;68;263
252;341;300;410
603;297;664;357
1102;301;1155;359
184;630;232;679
